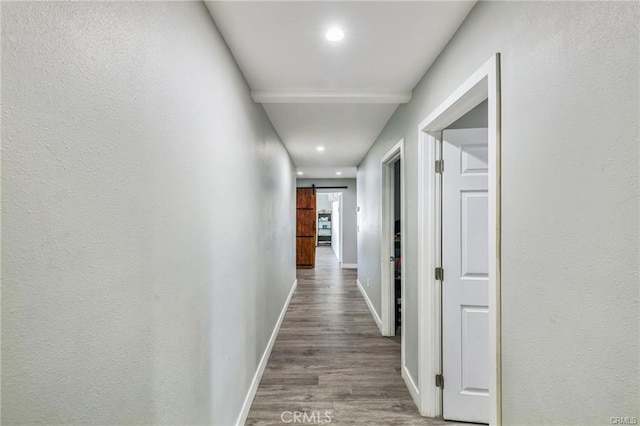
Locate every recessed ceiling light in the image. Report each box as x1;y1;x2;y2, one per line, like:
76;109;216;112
297;171;304;175
326;27;344;42
316;146;325;152
336;171;342;175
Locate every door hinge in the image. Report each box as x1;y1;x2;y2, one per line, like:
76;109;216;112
435;374;444;388
435;267;444;281
435;160;444;174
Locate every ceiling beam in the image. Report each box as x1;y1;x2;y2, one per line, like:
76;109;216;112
251;91;412;104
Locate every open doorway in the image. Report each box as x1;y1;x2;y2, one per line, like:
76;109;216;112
393;160;402;336
316;192;343;264
316;193;332;247
316;193;343;263
381;139;405;352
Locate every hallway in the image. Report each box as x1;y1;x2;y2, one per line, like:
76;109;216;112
3;2;638;424
246;247;450;425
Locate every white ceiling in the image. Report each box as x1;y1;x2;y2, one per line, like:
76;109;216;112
206;1;476;178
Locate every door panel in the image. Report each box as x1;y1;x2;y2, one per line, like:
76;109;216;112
296;237;315;268
461;144;489;175
296;188;316;269
442;128;489;424
296;210;315;236
461;306;489;394
297;188;315;209
461;192;489;277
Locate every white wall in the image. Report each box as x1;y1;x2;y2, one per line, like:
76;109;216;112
1;2;296;425
331;198;341;261
297;179;357;266
357;1;639;423
316;193;332;213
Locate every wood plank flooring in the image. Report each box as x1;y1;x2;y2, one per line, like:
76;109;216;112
246;247;455;425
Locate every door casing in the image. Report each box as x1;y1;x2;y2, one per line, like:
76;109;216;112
416;54;502;425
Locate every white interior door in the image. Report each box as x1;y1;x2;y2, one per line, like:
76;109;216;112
442;128;489;423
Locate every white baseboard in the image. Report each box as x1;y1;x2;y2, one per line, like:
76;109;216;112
235;279;297;426
356;279;382;333
402;365;421;414
341;263;357;269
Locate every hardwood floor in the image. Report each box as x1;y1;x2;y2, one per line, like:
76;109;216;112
246;247;454;425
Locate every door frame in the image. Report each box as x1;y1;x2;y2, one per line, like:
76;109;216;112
380;139;406;347
416;54;501;424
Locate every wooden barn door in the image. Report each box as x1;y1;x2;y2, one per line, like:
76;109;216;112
296;188;316;269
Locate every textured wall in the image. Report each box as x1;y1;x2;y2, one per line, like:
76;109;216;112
296;179;357;266
1;2;296;424
357;1;639;423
